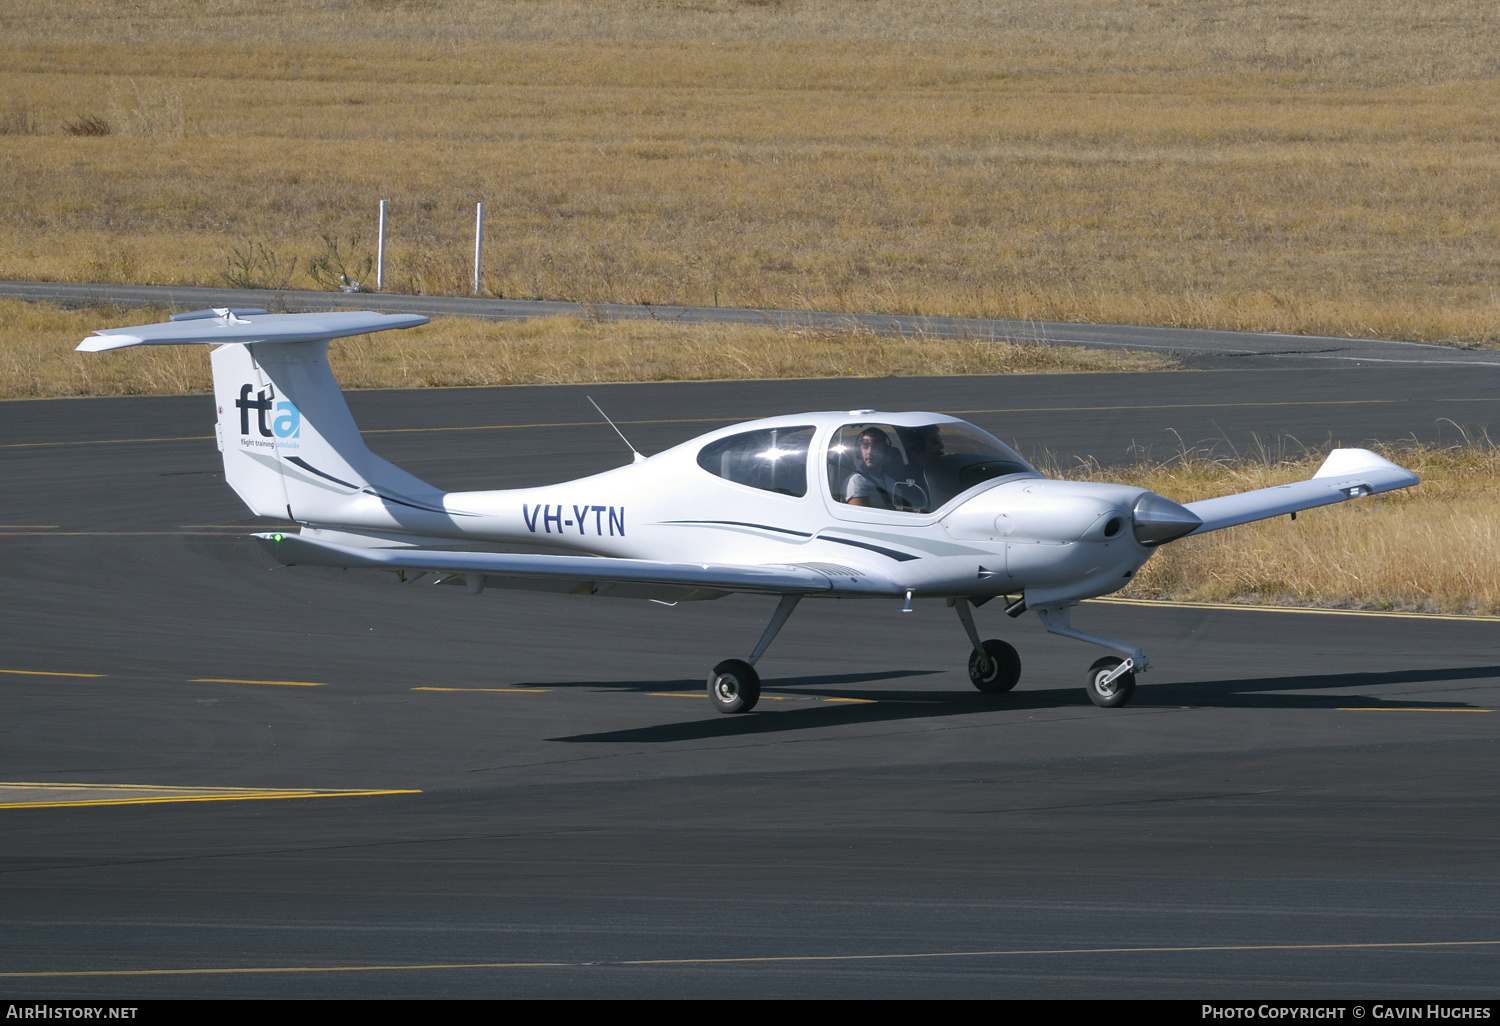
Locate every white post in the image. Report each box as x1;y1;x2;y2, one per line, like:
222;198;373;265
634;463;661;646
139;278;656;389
376;199;387;291
473;202;484;296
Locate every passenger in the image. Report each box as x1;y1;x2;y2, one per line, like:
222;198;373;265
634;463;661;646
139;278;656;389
901;424;947;511
844;427;898;508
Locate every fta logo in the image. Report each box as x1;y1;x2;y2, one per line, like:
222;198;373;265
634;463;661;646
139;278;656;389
235;384;300;439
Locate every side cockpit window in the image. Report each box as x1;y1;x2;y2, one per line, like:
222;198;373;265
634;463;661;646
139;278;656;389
696;426;815;497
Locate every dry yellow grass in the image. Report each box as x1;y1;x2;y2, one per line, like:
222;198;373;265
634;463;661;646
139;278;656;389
2;2;1499;343
0;300;208;397
1070;444;1500;615
0;299;1168;399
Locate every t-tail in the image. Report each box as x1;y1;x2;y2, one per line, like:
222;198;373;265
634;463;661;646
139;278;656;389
78;308;447;528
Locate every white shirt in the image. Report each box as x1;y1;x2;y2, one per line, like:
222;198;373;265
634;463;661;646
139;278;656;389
844;469;897;508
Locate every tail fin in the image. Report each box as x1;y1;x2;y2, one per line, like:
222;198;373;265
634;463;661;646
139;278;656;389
80;309;447;528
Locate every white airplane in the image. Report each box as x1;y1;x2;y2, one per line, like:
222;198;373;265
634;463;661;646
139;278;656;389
80;308;1420;713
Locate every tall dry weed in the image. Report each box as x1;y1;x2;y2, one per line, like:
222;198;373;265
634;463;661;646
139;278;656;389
107;80;185;138
0;301;206;397
0;100;35;135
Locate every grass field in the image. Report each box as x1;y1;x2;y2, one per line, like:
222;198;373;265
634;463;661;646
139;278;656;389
2;1;1499;343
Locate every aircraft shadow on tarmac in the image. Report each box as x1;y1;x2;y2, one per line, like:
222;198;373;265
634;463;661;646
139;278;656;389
1138;664;1500;710
525;669;941;695
549;664;1500;744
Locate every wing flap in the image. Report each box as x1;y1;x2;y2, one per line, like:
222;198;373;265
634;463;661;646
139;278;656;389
255;532;834;595
1184;448;1418;535
441;575;732;602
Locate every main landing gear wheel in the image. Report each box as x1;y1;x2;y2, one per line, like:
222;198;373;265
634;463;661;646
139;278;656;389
968;639;1021;693
709;658;761;714
1086;656;1136;708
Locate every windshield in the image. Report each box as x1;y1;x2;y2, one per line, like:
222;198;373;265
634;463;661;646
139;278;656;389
828;421;1034;513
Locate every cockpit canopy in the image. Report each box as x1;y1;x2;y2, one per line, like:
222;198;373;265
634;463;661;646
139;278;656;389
829;420;1035;513
692;417;1035;512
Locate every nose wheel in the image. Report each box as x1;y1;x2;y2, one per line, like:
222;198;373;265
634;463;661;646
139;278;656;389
1086;656;1136;708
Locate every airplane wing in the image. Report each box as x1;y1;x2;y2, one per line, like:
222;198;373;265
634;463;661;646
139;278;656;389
1184;448;1418;535
255;532;836;601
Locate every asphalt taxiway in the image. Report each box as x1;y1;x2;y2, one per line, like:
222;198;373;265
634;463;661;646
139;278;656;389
1;369;1498;998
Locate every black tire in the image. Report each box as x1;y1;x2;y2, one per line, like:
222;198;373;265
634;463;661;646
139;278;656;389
709;658;761;713
968;639;1021;693
1086;656;1136;708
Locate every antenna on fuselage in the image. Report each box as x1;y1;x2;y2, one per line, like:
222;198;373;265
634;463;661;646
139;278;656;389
587;396;646;464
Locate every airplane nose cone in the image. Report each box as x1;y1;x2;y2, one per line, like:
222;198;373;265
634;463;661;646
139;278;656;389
1132;492;1202;546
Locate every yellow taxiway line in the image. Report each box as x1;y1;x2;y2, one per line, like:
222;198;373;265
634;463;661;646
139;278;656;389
412;686;549;693
649;692;875;704
1339;707;1491;713
0;782;419;810
0;434;213;450
191;678;326;687
0;669;105;678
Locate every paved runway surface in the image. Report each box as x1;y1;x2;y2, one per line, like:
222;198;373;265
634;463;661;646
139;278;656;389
2;369;1499;997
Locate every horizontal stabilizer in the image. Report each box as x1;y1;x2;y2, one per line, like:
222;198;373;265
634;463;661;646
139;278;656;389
1184;448;1418;535
77;310;428;351
256;533;836;596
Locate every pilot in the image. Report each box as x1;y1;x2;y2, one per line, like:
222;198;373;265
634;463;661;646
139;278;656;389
844;427;899;508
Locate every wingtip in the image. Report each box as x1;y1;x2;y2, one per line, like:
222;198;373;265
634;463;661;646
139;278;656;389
1314;448;1400;478
76;333;142;352
1314;447;1420;491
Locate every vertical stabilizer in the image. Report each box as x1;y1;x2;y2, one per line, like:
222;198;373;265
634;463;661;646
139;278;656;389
211;341;446;526
79;308;445;530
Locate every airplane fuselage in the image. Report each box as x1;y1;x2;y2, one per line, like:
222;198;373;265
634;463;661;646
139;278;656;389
307;411;1167;607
